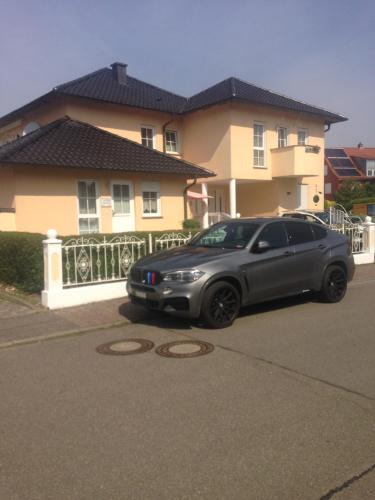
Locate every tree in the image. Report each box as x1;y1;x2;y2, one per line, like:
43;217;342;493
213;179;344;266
334;181;365;210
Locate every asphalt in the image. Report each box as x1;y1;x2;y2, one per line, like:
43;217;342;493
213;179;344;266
1;269;375;499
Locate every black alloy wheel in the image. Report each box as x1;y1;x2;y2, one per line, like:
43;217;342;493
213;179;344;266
201;281;240;329
319;265;347;303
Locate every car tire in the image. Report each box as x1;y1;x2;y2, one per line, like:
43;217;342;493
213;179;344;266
318;265;347;303
201;281;240;329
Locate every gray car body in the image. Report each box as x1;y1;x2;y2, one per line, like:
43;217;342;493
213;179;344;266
127;217;355;318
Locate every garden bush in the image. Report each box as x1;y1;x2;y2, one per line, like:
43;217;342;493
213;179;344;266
0;231;44;293
182;218;201;230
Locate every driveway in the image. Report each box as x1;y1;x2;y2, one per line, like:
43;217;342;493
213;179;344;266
1;278;375;499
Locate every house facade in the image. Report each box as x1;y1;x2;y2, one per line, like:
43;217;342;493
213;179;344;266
0;62;346;235
324;147;375;200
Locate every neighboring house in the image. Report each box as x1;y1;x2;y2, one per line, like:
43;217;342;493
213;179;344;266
324;147;375;200
0;61;346;235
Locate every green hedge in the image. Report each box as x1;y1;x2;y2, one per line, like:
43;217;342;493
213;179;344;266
351;197;375;206
0;231;44;293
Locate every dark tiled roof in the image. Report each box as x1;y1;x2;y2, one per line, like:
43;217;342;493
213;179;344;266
55;67;187;113
0;117;214;178
0;63;347;128
184;77;346;123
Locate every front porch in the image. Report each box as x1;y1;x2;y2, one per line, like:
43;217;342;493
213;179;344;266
189;177;323;228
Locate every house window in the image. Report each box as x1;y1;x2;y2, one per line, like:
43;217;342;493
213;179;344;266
366;160;375;177
113;184;130;214
297;129;308;145
324;164;328;176
165;130;178;153
77;181;99;234
142;182;161;217
253;123;265;167
324;183;332;194
141;126;155;148
277;127;288;148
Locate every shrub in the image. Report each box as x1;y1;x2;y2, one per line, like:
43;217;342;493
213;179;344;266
0;231;44;293
182;218;201;230
351;197;375;205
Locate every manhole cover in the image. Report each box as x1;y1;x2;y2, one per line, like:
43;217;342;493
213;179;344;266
96;339;154;355
155;341;214;358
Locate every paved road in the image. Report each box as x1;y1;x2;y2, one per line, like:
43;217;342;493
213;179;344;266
1;280;375;499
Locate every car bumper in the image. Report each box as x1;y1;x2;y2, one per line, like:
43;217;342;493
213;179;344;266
126;281;202;318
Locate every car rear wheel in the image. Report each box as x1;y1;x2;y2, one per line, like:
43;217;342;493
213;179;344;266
201;281;240;329
318;265;347;303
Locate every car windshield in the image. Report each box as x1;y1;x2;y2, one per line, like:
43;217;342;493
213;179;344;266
189;222;259;249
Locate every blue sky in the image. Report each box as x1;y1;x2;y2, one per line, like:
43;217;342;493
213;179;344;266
0;0;374;146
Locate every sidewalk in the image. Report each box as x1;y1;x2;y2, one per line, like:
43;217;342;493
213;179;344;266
1;263;374;347
0;295;143;347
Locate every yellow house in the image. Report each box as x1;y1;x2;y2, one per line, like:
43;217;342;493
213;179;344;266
0;62;346;235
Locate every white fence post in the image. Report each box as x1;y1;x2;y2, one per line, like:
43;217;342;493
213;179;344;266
364;217;375;255
148;233;153;253
41;229;63;308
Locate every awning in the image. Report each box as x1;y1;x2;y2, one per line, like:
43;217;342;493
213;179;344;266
187;190;213;199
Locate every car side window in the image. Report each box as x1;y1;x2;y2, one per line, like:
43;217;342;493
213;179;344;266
255;222;288;249
311;224;327;240
285;221;314;245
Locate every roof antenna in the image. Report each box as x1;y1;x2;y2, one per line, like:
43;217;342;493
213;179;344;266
357;142;363;148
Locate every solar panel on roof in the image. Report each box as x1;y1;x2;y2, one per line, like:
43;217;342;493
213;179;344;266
334;168;359;176
326;148;347;158
330;158;354;167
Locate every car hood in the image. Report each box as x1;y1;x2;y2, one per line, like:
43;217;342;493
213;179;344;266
134;245;238;272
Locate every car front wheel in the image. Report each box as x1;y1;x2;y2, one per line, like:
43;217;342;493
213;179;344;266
201;281;240;329
318;265;347;303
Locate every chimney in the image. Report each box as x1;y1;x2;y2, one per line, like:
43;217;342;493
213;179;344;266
111;62;127;85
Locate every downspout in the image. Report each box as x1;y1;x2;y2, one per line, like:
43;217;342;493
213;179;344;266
162;115;175;153
183;176;197;221
324;123;331;133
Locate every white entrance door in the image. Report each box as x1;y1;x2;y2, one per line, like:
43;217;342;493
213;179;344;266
297;184;308;210
111;182;135;232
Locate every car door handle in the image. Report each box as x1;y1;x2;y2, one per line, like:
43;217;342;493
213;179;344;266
283;250;293;257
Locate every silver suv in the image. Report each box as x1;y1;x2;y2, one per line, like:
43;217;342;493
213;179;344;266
127;218;355;328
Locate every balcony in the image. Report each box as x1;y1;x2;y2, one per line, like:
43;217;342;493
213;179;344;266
271;145;321;178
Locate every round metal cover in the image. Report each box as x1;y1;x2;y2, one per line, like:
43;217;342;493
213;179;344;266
156;340;214;358
96;338;154;355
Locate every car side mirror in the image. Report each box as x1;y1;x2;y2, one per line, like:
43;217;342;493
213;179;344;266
253;240;272;253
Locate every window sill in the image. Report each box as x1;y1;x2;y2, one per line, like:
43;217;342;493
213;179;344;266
253;166;268;169
142;214;162;218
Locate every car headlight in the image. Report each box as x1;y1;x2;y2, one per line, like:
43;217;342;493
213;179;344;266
162;269;205;283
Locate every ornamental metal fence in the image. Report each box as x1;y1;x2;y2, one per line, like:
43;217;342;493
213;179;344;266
329;224;367;254
62;232;192;288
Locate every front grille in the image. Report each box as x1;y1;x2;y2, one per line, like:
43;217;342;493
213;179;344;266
130;267;162;286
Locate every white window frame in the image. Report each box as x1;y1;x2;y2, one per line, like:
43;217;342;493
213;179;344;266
140;125;156;149
165;129;179;153
324;183;332;195
366;160;375;177
277;126;288;148
297;129;308;146
141;181;161;217
253;122;266;168
76;180;101;234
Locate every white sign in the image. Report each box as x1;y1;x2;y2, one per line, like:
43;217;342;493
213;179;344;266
100;197;112;207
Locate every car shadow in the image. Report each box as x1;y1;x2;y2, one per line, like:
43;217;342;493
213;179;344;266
118;292;318;331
